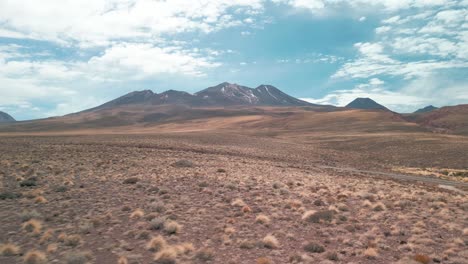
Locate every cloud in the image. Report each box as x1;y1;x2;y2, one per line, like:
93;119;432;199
0;0;264;47
87;43;222;78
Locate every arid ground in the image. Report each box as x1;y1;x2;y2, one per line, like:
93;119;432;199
0;131;467;264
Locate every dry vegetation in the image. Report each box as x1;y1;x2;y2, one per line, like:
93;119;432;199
0;133;467;263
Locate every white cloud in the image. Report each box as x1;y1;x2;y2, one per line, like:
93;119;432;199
0;0;264;47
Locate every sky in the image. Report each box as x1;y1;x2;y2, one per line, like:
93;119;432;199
0;0;467;120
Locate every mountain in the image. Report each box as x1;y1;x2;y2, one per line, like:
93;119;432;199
0;111;15;123
406;104;468;135
88;82;313;112
414;105;438;114
345;98;388;111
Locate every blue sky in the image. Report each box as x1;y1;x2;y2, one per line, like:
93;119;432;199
0;0;467;120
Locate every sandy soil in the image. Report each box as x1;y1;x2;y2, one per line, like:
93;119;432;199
0;133;467;264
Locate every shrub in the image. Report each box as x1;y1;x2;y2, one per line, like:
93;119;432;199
123;177;139;184
256;214;271;225
65;235;82;247
20;210;42;222
65;251;93;264
130;209;144;219
20;179;37;187
239;240;256;249
303;242;325;253
0;191;21;200
302;210;334;223
154;248;177;264
164;220;181;235
262;235;279;249
372;202;386;212
363;248;378;259
22;219;42;234
149;217;166;230
257;257;272;264
413;254;431;264
23;250;47;264
195;248;214;262
172;159;194;168
231;198;245;207
147;236;167;252
326;252;339;261
0;243;20;256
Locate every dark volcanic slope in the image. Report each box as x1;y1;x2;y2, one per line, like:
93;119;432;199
406;104;468;135
414;105;438;114
0;111;15;123
88;82;313;111
346;98;388;111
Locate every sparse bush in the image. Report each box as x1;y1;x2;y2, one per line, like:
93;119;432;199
20;210;42;222
65;251;93;264
20;179;37;187
303;242;325;253
262;235;279;249
130;209;144;219
0;191;21;200
326;252;339;261
149;217;166;230
22;219;42;234
363;248;378;259
172;159;194;168
164;220;181;235
147;236;167;252
53;185;68;192
255;214;271;225
35;196;47;203
372;202;386;212
257;257;272;264
123;177;139;184
151;202;166;213
413;254;431;264
23;250;46;264
118;256;128;264
231;198;245;207
154;247;177;264
239;240;256;249
195;248;214;262
64;235;82;247
302;210;334;223
0;243;20;256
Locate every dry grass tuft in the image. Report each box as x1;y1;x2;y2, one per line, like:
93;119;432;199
194;248;214;262
147;236;167;252
46;243;57;254
118;256;128;264
164;220;181;235
0;243;20;256
257;257;273;264
372;202;386;212
64;234;82;247
34;196;47;204
363;248;378;259
22;219;42;234
23;250;47;264
413;254;431;264
130;208;144;219
231;198;246;207
154;247;178;264
262;235;279;249
255;214;271;225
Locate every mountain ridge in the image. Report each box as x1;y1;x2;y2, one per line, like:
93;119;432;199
0;111;16;123
88;82;314;112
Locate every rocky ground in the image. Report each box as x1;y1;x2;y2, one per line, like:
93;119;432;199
0;133;467;264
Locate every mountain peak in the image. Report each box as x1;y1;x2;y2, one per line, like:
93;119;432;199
414;105;438;114
0;111;16;123
346;98;388;110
